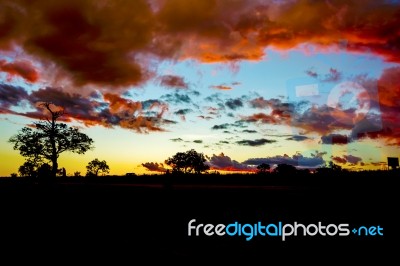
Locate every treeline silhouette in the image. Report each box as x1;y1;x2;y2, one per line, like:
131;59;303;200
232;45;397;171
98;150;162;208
1;167;398;192
6;101;397;189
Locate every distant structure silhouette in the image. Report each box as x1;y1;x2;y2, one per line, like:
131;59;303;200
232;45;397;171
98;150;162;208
387;157;399;170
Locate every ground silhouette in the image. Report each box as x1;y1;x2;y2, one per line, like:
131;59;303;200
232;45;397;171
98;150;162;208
0;169;396;259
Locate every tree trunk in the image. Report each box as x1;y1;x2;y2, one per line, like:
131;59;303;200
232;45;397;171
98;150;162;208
51;156;58;178
50;114;58;179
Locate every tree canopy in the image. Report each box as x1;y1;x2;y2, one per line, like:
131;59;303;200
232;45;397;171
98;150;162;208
257;163;271;174
9;102;94;178
274;163;297;174
86;158;110;177
165;149;209;174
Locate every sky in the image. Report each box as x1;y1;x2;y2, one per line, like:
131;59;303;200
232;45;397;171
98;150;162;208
1;0;400;176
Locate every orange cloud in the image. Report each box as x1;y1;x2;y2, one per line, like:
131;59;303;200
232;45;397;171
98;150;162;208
207;152;256;172
103;93;142;116
103;93;172;133
1;0;399;89
1;0;154;87
0;60;39;82
378;67;400;108
159;75;188;89
210;85;233;90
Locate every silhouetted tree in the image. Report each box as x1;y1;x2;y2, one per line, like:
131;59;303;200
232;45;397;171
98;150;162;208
274;163;297;175
165;149;209;174
18;160;39;177
329;161;342;172
37;163;52;182
9;102;94;178
257;163;270;174
86;158;110;177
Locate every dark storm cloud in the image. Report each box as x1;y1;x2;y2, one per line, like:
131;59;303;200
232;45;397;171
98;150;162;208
1;0;400;91
0;83;29;108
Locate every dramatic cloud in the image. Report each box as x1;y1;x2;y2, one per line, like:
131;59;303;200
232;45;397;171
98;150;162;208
0;0;155;87
0;86;174;132
103;93;173;133
1;0;399;146
23;87;104;126
246;95;379;138
0;0;399;90
159;75;189;89
0;60;39;83
207;153;255;172
142;162;167;172
243;153;326;168
0;84;29;109
353;67;400;145
245;98;294;125
378;67;400;108
236;138;276;146
292;105;353;135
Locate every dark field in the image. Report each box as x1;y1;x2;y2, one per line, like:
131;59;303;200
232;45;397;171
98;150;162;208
0;172;397;261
